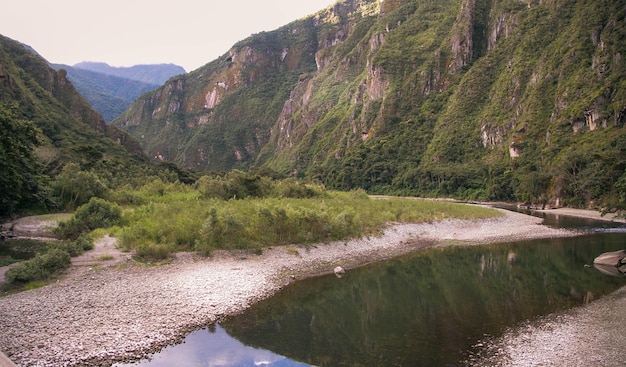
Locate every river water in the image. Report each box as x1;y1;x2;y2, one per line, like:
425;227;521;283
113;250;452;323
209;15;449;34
119;212;626;367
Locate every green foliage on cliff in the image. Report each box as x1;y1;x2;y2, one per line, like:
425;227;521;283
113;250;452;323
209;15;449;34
51;63;185;122
0;102;47;216
115;0;625;211
0;35;193;217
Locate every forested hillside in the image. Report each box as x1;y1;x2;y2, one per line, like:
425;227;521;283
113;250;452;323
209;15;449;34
113;0;625;211
50;62;185;122
0;35;190;217
50;64;161;122
115;0;626;207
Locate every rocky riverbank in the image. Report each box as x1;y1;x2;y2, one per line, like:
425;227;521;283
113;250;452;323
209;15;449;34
0;208;612;366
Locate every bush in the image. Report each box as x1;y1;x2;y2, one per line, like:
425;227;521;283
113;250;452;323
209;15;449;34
196;175;232;200
52;163;109;210
55;235;94;257
272;178;325;198
196;171;275;200
56;198;122;240
5;248;71;284
133;243;172;263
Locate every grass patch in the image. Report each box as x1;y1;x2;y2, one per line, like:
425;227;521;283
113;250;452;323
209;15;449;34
285;246;300;256
4;248;71;286
23;281;47;291
117;188;501;256
98;254;114;261
133;243;173;264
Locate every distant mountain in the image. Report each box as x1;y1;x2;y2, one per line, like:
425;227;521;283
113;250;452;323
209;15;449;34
50;62;185;122
51;64;163;122
0;36;144;159
73;62;185;85
114;0;626;210
0;34;148;214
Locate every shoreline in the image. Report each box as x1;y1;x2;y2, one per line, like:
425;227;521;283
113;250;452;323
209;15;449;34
536;207;626;223
0;207;620;366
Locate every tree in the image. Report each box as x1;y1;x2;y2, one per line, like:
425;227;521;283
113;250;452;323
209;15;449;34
614;168;626;213
0;102;46;217
52;162;108;209
55;197;122;240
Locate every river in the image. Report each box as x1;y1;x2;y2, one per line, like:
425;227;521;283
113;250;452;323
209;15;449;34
117;212;626;367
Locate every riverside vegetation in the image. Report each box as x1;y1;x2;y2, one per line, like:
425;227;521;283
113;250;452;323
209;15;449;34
113;0;626;212
2;167;500;291
4;0;622;296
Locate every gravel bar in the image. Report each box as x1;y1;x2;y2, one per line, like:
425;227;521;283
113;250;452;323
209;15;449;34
0;209;596;366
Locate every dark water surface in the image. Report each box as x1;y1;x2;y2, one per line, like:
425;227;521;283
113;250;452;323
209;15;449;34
0;239;49;266
119;215;626;367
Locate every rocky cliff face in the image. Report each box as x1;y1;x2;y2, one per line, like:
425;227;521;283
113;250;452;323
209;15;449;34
115;0;626;208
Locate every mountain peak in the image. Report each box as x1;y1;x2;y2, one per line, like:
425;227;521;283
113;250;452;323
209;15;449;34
73;62;186;85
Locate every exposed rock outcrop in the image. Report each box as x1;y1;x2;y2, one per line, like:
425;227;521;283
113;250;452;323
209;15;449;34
450;0;476;73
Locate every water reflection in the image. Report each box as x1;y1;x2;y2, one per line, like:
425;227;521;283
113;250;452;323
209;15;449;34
114;325;309;367
495;204;626;233
119;215;626;367
0;239;49;262
221;234;624;366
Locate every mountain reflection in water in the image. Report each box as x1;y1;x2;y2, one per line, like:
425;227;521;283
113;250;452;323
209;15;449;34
119;217;626;367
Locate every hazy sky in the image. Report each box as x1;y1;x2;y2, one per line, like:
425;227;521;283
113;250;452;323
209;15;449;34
1;0;337;72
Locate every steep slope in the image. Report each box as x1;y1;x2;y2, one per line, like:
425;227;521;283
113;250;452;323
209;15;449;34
115;0;378;170
115;0;626;209
51;64;162;123
0;36;143;174
51;64;162;122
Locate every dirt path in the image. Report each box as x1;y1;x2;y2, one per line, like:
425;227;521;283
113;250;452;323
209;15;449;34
71;235;131;267
1;214;131;286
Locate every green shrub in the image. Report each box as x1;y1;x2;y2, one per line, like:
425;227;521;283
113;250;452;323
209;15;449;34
109;188;144;206
133;243;172;263
56;198;122;240
52;163;109;210
272;178;325;198
55;235;94;257
5;248;71;284
120;190;501;257
196;175;232;200
0;256;17;267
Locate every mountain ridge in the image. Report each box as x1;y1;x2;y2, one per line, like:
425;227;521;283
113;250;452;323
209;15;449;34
0;34;150;215
114;0;626;210
51;62;184;122
73;62;185;85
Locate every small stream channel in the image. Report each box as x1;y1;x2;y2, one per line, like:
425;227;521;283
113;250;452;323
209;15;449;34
117;211;626;367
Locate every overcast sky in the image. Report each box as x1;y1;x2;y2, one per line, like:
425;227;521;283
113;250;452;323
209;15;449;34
1;0;337;72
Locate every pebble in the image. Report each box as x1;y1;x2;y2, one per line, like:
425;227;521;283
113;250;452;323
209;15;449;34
0;210;583;366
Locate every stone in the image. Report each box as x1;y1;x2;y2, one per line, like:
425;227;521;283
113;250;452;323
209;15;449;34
334;266;345;277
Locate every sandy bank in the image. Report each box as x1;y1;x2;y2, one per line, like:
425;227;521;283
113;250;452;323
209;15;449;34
537;207;626;224
0;207;615;366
